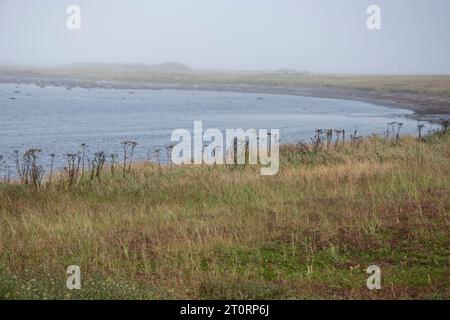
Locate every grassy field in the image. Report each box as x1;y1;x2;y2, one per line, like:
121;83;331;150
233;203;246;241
2;66;450;98
84;71;450;98
0;132;449;299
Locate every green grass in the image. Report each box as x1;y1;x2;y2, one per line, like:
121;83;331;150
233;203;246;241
0;133;449;299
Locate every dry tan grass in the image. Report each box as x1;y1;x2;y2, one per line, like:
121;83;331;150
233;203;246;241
0;133;449;299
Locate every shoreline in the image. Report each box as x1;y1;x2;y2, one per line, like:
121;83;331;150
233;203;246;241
1;74;449;122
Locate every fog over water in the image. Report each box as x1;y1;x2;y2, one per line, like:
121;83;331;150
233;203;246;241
0;0;449;74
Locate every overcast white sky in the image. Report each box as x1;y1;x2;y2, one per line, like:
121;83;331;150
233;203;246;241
0;0;449;74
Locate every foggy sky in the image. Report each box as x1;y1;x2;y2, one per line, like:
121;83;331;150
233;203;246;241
0;0;449;74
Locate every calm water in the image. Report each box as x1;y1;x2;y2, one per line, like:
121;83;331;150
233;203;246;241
0;83;427;171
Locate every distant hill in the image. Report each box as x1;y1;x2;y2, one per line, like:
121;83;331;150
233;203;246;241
68;62;191;72
274;68;312;75
155;62;191;72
